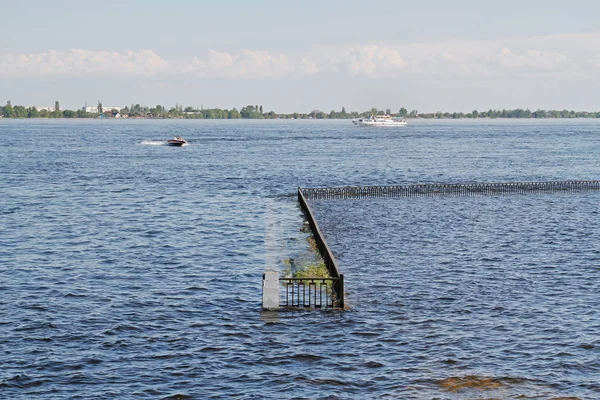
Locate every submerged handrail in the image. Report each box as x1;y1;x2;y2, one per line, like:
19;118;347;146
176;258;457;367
292;179;600;310
297;187;344;308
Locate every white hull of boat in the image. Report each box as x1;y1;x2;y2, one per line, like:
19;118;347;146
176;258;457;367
353;120;408;127
352;116;408;127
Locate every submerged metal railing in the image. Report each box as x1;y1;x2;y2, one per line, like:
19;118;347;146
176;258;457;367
269;180;600;310
279;277;340;308
297;188;344;308
301;180;600;200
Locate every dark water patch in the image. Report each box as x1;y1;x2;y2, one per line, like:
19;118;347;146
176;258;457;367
152;352;192;360
199;346;226;353
222;331;252;339
289;353;326;362
21;304;50;311
160;393;193;400
101;339;129;349
14;322;57;332
63;293;87;298
26;336;53;342
363;360;385;368
351;330;381;337
184;285;208;291
1;206;21;215
577;343;595;350
0;374;50;389
549;398;581;400
83;358;103;365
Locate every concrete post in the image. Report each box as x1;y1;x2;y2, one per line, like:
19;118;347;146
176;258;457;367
262;271;279;310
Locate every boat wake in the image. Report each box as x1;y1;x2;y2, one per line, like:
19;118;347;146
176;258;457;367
140;140;169;146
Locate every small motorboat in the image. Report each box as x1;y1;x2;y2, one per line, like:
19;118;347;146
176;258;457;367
167;136;187;146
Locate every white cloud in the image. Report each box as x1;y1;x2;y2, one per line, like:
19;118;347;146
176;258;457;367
484;48;572;76
1;32;599;81
182;49;318;79
315;32;600;80
0;49;169;77
329;46;407;77
410;50;474;77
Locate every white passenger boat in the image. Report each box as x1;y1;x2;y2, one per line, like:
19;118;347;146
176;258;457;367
352;115;408;127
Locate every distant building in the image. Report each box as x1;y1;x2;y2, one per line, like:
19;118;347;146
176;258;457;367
35;106;55;112
83;106;121;113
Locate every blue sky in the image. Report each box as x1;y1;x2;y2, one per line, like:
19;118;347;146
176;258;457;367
2;0;600;112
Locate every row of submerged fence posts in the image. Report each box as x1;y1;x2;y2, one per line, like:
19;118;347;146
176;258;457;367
300;180;600;200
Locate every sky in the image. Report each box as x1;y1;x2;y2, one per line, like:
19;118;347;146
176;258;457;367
2;0;600;113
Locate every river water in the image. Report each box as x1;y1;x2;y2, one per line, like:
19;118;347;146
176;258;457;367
1;119;599;399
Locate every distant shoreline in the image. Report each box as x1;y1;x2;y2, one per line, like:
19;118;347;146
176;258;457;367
1;102;599;120
2;116;600;121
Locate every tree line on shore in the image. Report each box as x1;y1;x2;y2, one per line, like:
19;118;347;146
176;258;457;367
1;101;600;119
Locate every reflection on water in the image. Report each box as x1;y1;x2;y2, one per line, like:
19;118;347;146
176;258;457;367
1;119;600;399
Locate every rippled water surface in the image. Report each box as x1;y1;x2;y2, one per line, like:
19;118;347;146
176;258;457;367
2;119;600;399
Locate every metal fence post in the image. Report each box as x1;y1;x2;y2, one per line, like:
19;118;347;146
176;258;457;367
338;274;344;308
